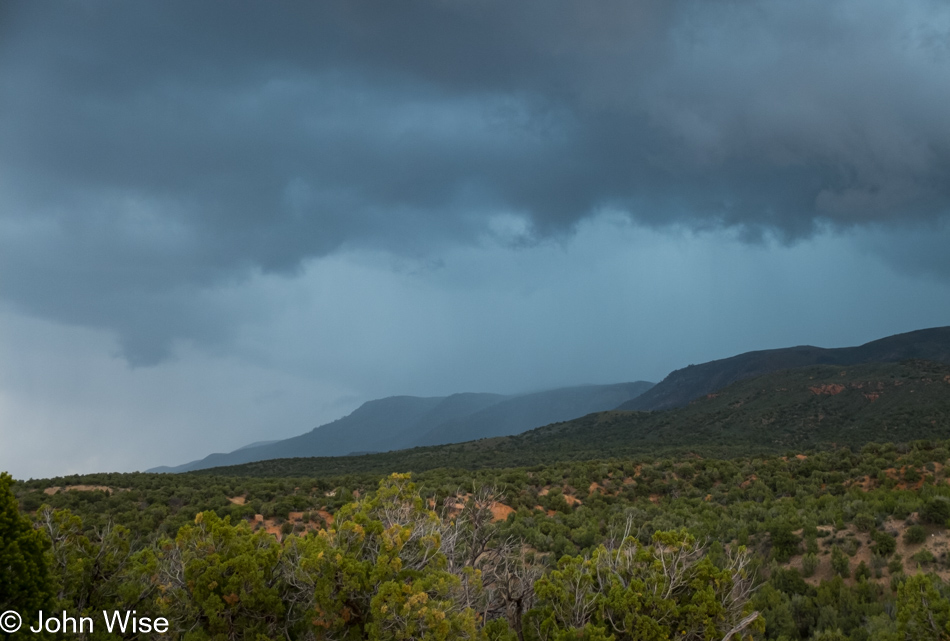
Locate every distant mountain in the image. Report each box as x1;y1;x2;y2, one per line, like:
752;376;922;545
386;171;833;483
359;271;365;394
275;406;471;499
150;382;653;473
157;327;950;476
196;358;950;478
617;326;950;412
385;392;509;449
234;440;280;451
412;382;654;446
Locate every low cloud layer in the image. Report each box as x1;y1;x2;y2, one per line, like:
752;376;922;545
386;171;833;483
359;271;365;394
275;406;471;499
2;0;949;366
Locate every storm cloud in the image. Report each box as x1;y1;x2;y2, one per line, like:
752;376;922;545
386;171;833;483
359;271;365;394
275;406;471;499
2;0;950;366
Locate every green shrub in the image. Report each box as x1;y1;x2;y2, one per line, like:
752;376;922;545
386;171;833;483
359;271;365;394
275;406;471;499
888;557;904;574
802;553;819;578
871;530;896;557
854;561;872;582
831;545;850;578
871;555;886;578
770;522;801;562
904;524;927;544
912;548;935;566
919;497;950;525
842;537;860;557
890;573;905;592
853;512;875;532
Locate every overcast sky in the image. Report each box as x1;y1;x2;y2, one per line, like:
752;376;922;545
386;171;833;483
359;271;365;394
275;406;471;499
2;0;950;479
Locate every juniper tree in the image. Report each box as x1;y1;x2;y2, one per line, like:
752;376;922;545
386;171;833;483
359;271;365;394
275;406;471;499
0;472;53;626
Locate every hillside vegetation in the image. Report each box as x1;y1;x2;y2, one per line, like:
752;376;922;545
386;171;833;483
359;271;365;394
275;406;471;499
15;437;950;640
620;325;950;411
199;359;950;479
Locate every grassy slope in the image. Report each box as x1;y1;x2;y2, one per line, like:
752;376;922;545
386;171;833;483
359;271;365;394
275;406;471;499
193;359;950;478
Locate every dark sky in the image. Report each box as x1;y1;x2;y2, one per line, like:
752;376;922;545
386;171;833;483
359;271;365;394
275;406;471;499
2;1;950;478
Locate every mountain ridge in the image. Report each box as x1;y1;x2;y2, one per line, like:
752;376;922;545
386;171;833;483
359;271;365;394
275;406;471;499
618;326;950;412
153;326;950;475
150;382;653;473
190;358;950;478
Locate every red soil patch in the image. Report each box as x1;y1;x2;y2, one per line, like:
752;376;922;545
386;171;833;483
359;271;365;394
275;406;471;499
536;487;582;507
531;504;579;519
880;466;928;490
490;502;515;522
228;496;246;505
739;474;759;489
44;485;116;495
442;499;466;517
782;454;808;462
846;475;874;491
809;384;845;395
253;509;334;540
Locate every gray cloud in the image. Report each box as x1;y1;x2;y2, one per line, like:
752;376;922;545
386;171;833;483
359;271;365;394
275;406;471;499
2;0;949;362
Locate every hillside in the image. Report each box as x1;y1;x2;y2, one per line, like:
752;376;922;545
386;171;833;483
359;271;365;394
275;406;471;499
196;359;950;478
21;434;950;641
619;325;950;411
151;381;653;473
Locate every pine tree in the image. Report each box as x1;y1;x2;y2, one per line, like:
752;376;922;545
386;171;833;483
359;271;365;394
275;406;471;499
0;472;53;627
